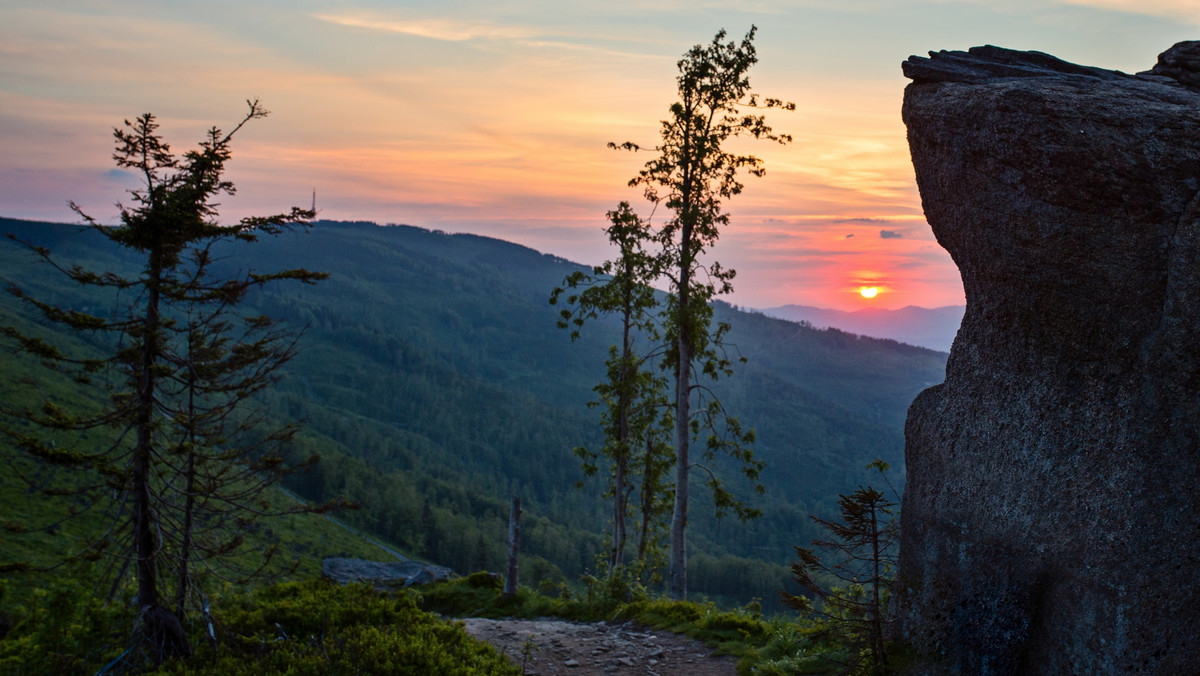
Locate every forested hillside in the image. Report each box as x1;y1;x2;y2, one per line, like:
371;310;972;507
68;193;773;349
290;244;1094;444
0;217;946;604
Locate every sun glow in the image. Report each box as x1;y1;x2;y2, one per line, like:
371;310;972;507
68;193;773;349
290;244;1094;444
859;286;879;299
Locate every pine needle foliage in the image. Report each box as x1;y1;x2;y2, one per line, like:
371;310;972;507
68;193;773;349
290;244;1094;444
783;460;899;675
0;100;328;665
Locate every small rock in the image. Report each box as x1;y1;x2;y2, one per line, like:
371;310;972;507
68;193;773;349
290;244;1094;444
563;658;580;668
321;558;453;589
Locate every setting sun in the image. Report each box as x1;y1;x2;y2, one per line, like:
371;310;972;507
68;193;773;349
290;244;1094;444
859;286;879;299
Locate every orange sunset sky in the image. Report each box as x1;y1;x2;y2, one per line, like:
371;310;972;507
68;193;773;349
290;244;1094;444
1;1;1195;310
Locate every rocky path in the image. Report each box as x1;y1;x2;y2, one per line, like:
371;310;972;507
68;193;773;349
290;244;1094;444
461;617;739;675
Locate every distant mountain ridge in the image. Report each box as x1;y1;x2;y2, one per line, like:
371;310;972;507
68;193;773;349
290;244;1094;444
759;304;964;352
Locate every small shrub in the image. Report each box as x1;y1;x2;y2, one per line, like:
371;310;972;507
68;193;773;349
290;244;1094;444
743;619;843;675
465;571;503;590
418;576;565;620
0;576;129;674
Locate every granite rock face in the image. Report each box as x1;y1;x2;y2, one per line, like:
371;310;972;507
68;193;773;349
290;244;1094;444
896;44;1200;674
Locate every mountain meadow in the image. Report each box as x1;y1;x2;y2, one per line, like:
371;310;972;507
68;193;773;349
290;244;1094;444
0;215;947;669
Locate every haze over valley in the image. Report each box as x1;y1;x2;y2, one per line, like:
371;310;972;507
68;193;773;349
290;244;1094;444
759;304;964;353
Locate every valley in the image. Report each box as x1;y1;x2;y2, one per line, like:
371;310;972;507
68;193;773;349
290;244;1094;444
0;216;948;607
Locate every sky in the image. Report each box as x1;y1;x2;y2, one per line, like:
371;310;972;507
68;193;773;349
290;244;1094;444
1;1;1196;311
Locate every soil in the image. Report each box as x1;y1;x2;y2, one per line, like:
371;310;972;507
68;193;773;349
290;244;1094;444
461;617;739;675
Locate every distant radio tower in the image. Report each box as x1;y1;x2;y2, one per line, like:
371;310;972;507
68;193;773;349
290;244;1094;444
311;188;317;214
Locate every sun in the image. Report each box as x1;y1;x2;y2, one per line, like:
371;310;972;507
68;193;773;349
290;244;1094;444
859;286;879;299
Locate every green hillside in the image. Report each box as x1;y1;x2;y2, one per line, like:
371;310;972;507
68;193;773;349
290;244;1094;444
0;216;946;604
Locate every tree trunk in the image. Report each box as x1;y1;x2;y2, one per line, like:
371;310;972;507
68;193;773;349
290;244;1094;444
134;258;161;614
669;339;692;599
503;496;521;597
134;256;190;660
176;437;197;618
870;502;886;671
637;438;654;565
611;306;633;574
669;214;694;601
176;352;199;618
612;457;627;572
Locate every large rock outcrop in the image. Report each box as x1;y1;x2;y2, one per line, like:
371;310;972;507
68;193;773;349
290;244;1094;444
896;43;1200;674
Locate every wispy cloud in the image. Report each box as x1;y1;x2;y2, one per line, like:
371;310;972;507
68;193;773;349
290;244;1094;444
313;14;536;42
311;12;666;61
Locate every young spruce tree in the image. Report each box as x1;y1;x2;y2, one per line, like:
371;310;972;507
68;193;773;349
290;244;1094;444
0;101;326;664
782;460;900;674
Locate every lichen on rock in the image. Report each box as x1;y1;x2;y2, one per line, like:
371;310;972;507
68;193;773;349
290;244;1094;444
895;43;1200;674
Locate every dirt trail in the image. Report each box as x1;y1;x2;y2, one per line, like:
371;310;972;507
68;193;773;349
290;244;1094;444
461;617;739;675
